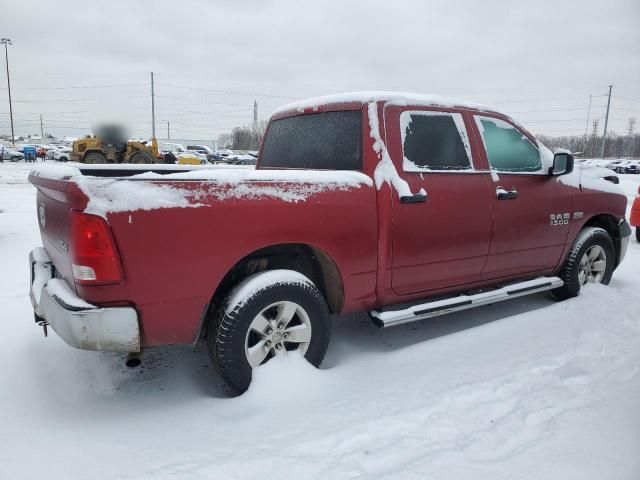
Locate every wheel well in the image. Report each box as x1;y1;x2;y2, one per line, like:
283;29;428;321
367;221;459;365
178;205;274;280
200;244;344;340
583;214;622;263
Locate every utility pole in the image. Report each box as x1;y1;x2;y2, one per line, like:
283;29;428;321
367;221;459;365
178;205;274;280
150;72;156;140
590;119;599;157
167;120;170;139
600;85;613;159
1;37;15;147
584;94;592;139
627;117;637;157
252;100;258;135
40;113;44;139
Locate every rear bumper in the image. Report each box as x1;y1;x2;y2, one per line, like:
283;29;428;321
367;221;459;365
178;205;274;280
29;248;140;352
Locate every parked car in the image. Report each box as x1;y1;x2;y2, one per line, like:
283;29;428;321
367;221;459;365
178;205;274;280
159;142;206;165
624;160;639;174
214;149;234;160
606;160;637;174
187;145;214;162
45;145;71;162
631;186;640;242
27;92;631;395
605;160;623;171
225;153;257;165
0;146;24;162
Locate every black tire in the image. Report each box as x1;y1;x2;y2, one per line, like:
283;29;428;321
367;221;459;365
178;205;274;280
83;151;107;164
10;156;19;162
635;227;640;243
128;151;154;164
552;227;615;300
208;271;331;395
59;156;68;162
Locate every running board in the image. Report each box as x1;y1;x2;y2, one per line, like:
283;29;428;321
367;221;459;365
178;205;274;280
370;277;563;328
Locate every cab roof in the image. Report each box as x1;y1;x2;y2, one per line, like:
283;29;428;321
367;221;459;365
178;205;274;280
272;91;504;119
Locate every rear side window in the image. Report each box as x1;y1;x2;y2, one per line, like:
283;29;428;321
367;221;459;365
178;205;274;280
475;116;541;172
400;111;472;171
260;111;362;170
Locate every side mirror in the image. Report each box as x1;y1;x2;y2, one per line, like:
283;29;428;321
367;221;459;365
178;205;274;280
549;152;574;176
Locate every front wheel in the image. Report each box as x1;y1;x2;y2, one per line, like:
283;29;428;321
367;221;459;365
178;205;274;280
128;151;154;164
552;227;615;300
207;270;331;395
83;152;107;164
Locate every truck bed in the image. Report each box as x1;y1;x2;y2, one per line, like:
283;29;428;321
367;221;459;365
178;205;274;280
28;162;377;346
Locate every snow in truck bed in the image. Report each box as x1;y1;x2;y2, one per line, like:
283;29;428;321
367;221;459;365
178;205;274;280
29;163;373;217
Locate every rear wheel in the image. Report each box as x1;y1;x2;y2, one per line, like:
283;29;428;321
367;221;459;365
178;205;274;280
552;227;615;300
207;270;331;395
59;156;68;162
83;152;107;164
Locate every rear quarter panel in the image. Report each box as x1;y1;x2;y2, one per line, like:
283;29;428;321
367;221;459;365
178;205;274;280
77;180;378;346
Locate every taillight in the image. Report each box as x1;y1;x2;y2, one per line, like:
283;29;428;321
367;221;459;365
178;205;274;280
69;211;123;285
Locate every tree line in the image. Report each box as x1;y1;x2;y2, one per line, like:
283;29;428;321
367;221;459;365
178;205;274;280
218;120;268;150
537;133;640;159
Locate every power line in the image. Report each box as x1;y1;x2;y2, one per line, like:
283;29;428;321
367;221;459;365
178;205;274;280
10;82;149;91
157;82;298;100
483;94;607;104
613;95;640;103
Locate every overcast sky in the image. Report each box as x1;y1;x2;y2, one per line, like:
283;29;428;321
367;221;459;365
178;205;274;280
2;0;639;141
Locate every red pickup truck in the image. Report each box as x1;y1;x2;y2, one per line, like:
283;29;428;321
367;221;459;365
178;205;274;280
29;92;631;394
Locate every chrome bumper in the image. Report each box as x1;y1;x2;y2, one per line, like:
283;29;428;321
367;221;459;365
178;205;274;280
29;248;140;352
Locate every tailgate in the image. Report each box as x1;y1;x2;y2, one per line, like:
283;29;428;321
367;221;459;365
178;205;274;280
29;173;76;291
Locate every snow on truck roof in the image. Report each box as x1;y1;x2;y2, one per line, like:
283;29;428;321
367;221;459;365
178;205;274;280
273;91;503;117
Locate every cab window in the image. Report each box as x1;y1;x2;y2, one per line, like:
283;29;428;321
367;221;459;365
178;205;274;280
475;116;541;172
400;111;472;171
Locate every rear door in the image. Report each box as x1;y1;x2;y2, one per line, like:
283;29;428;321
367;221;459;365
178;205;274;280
384;106;493;295
471;114;573;278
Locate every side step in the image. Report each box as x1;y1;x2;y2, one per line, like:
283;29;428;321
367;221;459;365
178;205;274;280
370;276;563;328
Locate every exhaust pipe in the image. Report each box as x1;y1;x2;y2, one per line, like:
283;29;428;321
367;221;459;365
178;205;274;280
125;351;143;368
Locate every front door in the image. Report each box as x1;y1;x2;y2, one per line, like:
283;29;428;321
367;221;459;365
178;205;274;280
471;114;573;278
385;106;494;295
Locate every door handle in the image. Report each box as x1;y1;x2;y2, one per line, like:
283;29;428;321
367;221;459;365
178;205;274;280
400;193;428;204
496;186;518;200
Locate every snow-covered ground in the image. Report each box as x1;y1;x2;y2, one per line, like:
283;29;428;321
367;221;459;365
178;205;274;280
1;161;639;480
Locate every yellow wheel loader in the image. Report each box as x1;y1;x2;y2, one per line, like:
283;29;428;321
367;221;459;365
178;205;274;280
70;125;162;164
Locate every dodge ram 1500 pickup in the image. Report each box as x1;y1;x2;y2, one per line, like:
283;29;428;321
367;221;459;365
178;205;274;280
28;92;632;394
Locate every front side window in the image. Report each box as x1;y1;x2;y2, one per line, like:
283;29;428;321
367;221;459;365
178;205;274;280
260;111;362;170
475;116;541;172
400;111;472;171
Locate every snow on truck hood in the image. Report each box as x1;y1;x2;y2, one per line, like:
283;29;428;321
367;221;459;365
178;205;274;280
29;163;373;217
